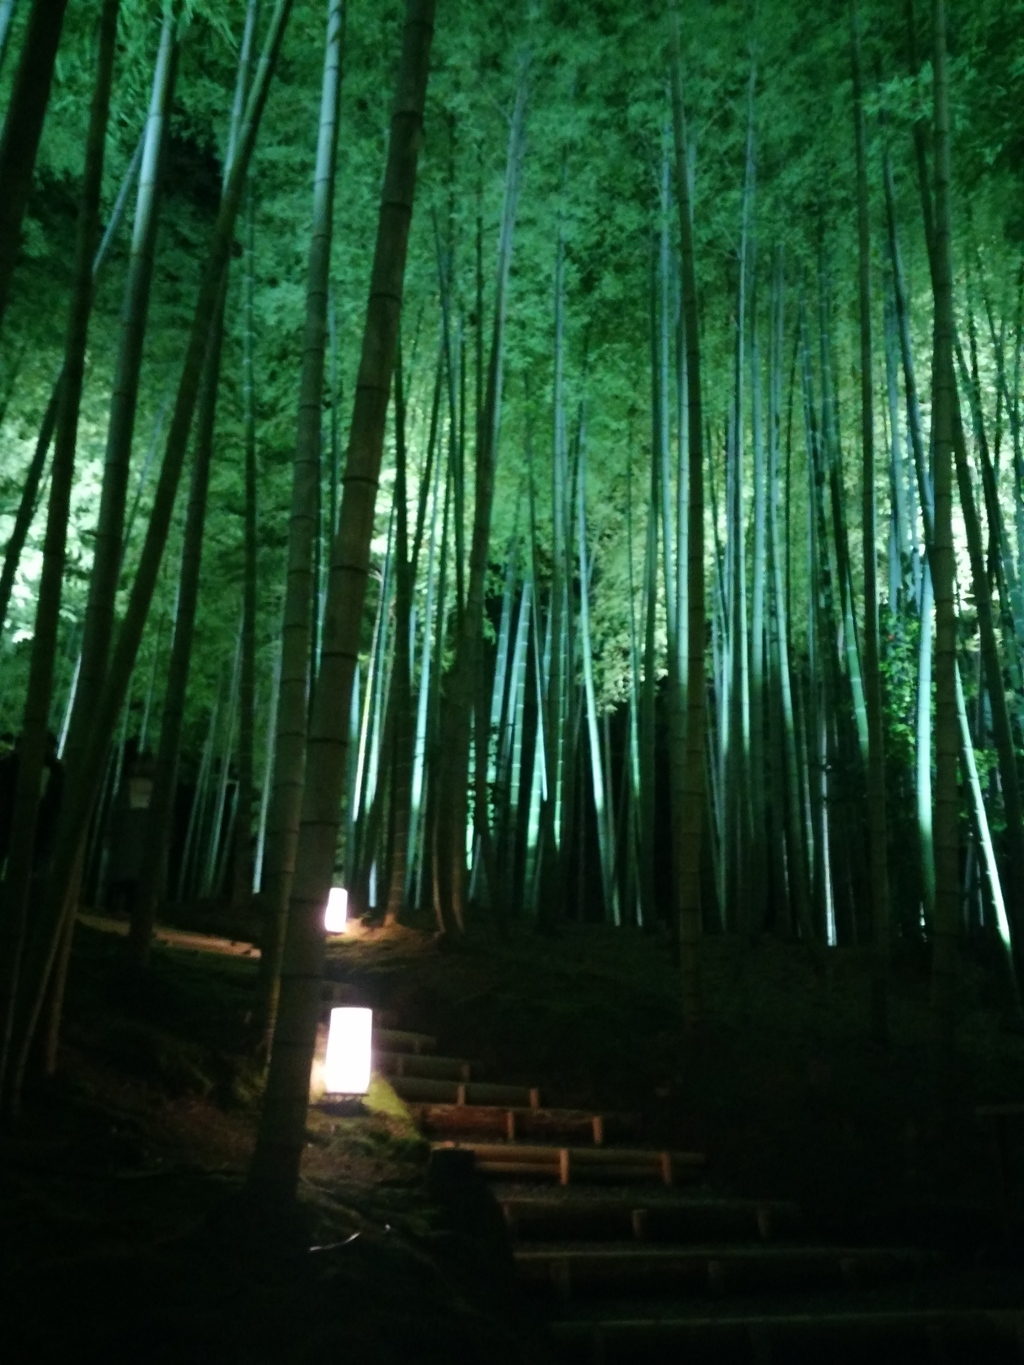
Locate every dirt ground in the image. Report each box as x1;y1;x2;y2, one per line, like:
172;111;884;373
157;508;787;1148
2;911;1022;1360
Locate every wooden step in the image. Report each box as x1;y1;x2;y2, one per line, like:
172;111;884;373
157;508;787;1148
500;1193;800;1243
372;1028;436;1055
549;1306;1024;1365
516;1242;931;1300
375;1050;475;1082
411;1103;639;1145
391;1077;541;1107
433;1141;706;1186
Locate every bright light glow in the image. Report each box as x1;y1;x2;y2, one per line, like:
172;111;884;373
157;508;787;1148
324;886;348;933
323;1006;372;1094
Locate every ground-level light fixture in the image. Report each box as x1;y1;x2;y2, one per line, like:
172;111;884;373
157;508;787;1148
324;886;348;933
323;1005;372;1096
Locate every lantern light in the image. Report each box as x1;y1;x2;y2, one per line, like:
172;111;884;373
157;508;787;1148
323;1006;372;1095
324;886;348;933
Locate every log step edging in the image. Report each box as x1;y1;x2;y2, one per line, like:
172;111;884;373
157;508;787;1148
499;1194;800;1242
392;1077;542;1107
373;1027;437;1054
432;1140;706;1186
411;1103;640;1145
515;1242;932;1299
548;1306;1024;1355
375;1050;475;1082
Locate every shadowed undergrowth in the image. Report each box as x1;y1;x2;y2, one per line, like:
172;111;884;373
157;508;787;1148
1;916;1022;1361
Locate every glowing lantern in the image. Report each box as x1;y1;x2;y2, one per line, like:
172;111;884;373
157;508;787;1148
324;886;348;933
323;1006;372;1095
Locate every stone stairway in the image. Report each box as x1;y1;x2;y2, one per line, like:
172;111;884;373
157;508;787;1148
374;1027;1024;1363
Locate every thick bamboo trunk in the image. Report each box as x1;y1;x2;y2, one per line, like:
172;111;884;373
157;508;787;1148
767;255;813;944
929;0;960;1075
247;0;434;1212
0;0;70;333
255;0;344;1048
750;292;769;938
851;3;891;1042
639;436;658;929
233;186;260;911
669;0;705;1030
408;411;445;906
538;216;571;932
384;343;413;926
577;439;619;924
800;303;840;944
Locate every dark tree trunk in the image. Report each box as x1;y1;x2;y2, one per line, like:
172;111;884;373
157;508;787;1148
0;0;70;334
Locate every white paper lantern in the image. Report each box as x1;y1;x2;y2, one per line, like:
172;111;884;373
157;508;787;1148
324;886;348;933
323;1006;372;1094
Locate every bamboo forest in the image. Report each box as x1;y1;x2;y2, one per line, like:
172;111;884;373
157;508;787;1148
2;0;1024;1360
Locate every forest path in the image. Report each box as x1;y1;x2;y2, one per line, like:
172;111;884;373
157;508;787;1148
379;1026;1024;1364
79;910;260;958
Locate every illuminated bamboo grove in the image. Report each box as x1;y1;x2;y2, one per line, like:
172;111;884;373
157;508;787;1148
1;0;1024;1186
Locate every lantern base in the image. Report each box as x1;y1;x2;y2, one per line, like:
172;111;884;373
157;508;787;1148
316;1096;369;1117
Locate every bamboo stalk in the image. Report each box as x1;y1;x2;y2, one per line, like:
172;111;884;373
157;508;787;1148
248;0;435;1211
852;1;891;1041
255;0;344;1044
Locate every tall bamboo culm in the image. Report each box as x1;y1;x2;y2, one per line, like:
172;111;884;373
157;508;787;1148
248;0;435;1213
669;0;705;1031
255;0;345;1051
851;2;891;1043
929;0;960;1081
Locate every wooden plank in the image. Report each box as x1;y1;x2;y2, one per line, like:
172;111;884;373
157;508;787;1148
549;1308;1024;1341
515;1244;929;1270
471;1159;565;1177
409;1102;604;1132
409;1101;635;1141
390;1077;463;1104
499;1194;801;1246
465;1081;539;1107
474;1158;706;1184
374;1050;475;1081
390;1076;537;1106
487;1163;685;1183
459;1142;562;1163
499;1193;798;1218
562;1145;705;1170
374;1028;437;1054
